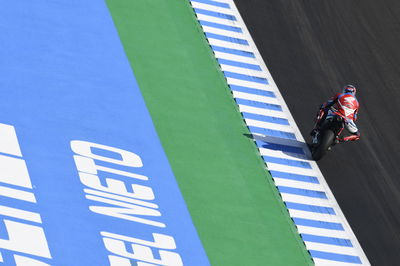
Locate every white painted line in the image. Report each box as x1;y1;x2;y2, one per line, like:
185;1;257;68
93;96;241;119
207;37;250;50
273;178;324;191
265;163;316;176
280;194;332;208
214;51;259;65
238;105;288;119
288;209;341;224
296;225;350;239
245;119;293;133
226;77;270;90
195;14;239;28
220;63;262;75
312;258;361;266
201;25;247;40
233;91;280;105
190;1;236;15
258;147;309;161
251;134;305;148
304;242;360;256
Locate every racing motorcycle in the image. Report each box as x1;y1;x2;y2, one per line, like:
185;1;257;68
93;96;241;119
310;102;357;161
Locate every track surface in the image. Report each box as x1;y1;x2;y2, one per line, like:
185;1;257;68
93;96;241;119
234;1;400;265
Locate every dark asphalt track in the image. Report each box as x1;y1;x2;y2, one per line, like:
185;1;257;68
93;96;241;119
234;1;400;265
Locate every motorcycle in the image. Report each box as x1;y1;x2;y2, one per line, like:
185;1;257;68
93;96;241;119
310;101;357;161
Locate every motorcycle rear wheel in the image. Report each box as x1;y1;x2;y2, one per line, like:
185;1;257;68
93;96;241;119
312;129;335;161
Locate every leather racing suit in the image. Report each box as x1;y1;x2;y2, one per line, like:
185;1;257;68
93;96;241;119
313;92;360;142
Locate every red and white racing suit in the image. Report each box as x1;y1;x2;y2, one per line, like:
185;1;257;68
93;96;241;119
315;92;360;142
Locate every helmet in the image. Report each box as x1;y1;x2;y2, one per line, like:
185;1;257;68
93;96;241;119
343;84;356;95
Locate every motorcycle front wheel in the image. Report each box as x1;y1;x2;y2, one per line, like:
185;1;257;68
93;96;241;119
312;129;335;161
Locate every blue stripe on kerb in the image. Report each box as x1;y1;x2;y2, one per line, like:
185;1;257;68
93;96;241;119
224;71;268;84
194;8;237;21
255;140;304;154
249;126;296;140
218;58;261;70
269;170;319;184
211;45;255;58
285;202;336;214
191;0;230;8
309;250;362;264
302;234;353;247
242;112;288;125
199;20;242;33
292;217;344;231
278;186;327;199
230;85;275;98
205;32;249;45
263;156;312;169
235;98;281;111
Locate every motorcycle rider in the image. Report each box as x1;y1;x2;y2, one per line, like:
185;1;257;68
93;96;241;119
311;85;360;142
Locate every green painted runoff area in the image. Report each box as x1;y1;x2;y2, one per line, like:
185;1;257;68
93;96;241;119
106;0;313;265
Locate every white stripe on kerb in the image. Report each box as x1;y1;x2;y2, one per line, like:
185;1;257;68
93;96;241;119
280;194;332;208
304;242;359;256
238;105;288;119
296;225;350;239
244;119;293;133
214;52;259;65
233;91;280;105
206;37;250;50
195;14;239;27
226;77;270;90
190;2;236;15
288;209;341;224
273;178;324;191
258;147;309;161
201;25;246;39
312;258;361;266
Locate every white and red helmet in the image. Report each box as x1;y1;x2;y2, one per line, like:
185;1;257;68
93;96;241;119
343;84;357;95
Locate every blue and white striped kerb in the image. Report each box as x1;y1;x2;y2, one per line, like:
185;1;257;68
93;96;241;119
189;0;370;265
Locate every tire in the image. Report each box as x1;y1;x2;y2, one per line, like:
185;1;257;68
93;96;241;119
312;129;335;161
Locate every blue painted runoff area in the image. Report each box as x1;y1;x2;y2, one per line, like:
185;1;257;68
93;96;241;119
224;71;268;84
0;1;209;265
194;8;236;21
199;20;242;33
218;58;261;70
309;250;362;264
292;217;344;231
205;32;249;45
285;202;336;215
190;0;230;8
211;45;255;58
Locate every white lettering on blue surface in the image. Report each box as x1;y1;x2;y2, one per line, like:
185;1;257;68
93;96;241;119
101;231;183;266
0;123;51;265
71;140;184;265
